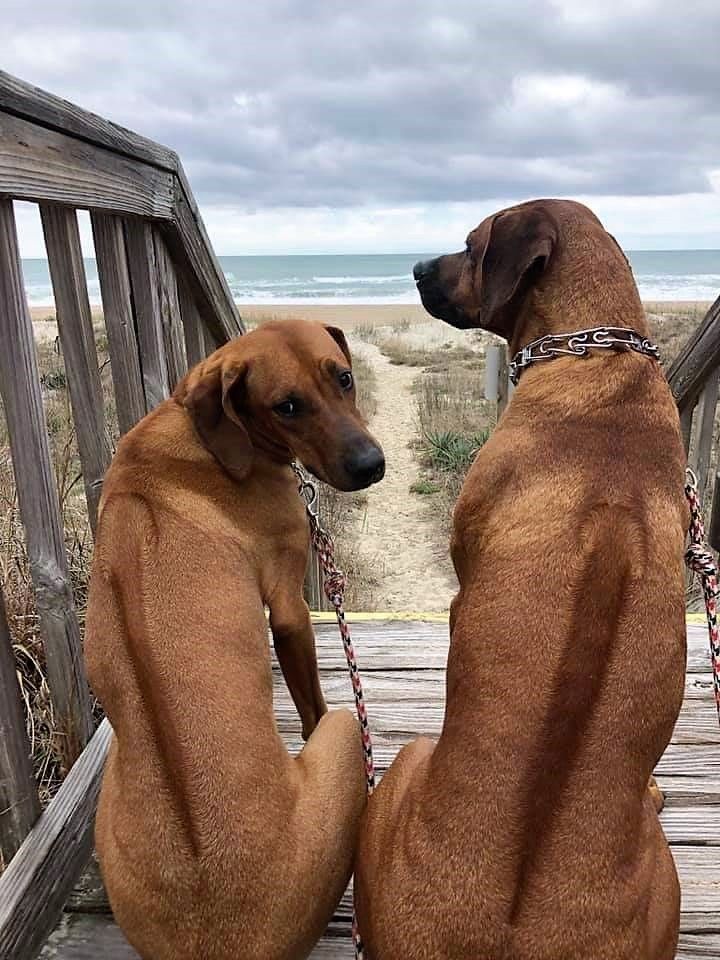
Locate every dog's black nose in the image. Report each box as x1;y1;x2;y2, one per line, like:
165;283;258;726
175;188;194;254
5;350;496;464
345;444;385;488
413;259;432;282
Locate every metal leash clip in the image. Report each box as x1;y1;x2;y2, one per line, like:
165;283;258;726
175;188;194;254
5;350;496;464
291;461;320;518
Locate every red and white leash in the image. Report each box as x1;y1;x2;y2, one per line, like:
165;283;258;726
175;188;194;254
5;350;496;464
292;463;374;958
684;467;720;724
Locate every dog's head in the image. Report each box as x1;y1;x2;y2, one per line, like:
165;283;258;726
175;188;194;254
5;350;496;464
414;199;633;345
175;319;385;491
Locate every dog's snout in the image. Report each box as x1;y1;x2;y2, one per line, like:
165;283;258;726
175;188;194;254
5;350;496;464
345;444;385;489
413;258;434;282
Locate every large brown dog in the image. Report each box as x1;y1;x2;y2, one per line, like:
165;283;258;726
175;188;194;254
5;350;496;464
85;319;384;960
355;200;687;959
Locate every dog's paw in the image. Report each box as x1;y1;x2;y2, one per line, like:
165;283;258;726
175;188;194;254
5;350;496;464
648;776;665;813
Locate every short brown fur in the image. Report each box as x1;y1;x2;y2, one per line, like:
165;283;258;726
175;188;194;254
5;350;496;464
356;200;686;959
86;319;384;959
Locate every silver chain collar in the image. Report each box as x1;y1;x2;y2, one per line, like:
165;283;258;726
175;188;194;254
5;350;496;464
508;326;660;385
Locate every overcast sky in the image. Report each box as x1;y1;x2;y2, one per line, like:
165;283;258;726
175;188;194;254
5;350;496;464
5;0;720;255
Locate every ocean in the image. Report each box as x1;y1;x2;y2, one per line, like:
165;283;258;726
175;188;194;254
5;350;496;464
20;249;720;307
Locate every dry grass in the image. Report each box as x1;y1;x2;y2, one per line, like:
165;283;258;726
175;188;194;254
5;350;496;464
645;305;707;370
375;336;478;368
413;358;493;524
0;332;114;806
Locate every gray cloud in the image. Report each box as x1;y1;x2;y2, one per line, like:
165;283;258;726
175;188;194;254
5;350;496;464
4;0;720;209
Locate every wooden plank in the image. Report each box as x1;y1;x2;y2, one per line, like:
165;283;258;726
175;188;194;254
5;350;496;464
0;69;177;172
0;586;40;867
39;913;720;960
0;112;173;219
163;176;243;345
152;228;187;390
307;620;717;674
177;274;206;370
0;198;93;770
689;367;720;503
680;401;695;456
40;204;110;532
123;219;170;410
90;212;146;434
0;720;111;960
34;618;720;956
668;294;720;413
661;806;720;846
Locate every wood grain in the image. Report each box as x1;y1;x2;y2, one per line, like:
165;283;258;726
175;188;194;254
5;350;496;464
0;112;173;218
0;198;93;770
0;586;40;866
123;218;170;410
152;228;187;390
90;212;146;434
40;204;111;532
689;367;720;505
668;294;720;413
163;183;243;346
0;720;112;960
177;274;207;370
0;69;177;172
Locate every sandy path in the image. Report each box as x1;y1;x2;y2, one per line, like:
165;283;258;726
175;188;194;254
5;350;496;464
349;340;457;612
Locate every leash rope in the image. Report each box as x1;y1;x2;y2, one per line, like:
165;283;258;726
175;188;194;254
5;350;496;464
291;463;374;959
684;467;720;724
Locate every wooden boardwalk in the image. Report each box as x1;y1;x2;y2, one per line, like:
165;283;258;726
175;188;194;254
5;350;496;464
41;618;720;959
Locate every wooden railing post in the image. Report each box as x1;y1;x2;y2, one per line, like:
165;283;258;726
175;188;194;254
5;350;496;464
0;198;93;770
40;204;111;533
90;212;146;434
689;368;720;504
153;228;187;389
668;294;720;412
178;274;210;369
485;343;512;420
0;586;40;867
123;219;170;410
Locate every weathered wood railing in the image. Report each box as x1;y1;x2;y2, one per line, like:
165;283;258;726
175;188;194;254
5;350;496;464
667;297;720;546
0;69;242;959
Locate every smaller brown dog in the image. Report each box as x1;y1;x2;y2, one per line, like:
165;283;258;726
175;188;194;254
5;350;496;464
85;319;384;960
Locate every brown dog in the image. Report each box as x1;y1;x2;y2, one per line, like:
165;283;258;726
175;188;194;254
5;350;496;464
85;319;384;960
355;200;686;959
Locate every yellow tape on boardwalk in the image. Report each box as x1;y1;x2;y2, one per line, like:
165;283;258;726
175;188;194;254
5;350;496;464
310;610;449;623
311;611;707;625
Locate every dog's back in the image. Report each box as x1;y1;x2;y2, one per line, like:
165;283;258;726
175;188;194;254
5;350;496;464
357;200;686;960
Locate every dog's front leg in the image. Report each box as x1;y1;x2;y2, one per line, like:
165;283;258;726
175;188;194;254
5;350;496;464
270;593;328;740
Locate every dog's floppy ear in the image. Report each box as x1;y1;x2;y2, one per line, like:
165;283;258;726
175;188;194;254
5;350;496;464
324;325;352;365
182;361;253;481
478;206;558;336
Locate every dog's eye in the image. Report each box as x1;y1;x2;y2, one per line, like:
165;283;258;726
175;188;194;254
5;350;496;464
338;371;353;391
274;398;300;418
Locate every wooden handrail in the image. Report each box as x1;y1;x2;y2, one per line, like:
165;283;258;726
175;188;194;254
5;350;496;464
667;294;720;412
0;69;243;346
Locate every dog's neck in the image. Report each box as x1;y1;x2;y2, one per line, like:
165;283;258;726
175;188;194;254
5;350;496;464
507;235;649;360
139;398;296;492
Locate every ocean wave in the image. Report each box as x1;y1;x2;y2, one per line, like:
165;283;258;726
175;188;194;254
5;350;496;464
311;274;410;284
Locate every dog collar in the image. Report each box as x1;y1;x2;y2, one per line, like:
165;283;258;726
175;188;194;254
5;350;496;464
508;326;660;385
